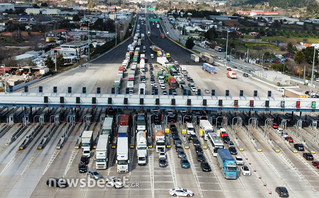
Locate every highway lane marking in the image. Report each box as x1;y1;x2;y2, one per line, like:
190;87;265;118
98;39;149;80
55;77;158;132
186;149;203;198
42;150;60;175
63;149;79;176
167;139;178;188
20;150;41;176
148;150;155;198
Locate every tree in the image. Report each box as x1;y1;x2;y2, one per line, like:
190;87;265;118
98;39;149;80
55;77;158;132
185;37;195;49
73;14;80;22
56;53;64;69
303;47;318;65
204;27;218;41
105;19;115;33
294;50;305;64
45;56;54;69
287;42;294;54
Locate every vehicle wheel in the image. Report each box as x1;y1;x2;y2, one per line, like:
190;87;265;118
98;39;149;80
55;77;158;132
173;194;177;197
187;194;190;197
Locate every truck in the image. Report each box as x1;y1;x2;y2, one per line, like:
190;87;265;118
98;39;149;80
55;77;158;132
117;130;129;173
128;74;135;81
227;71;237;79
81;131;93;157
168;76;177;89
118;70;123;78
95;134;109;169
139;83;145;95
191;54;200;63
136;114;146;132
157;57;169;66
217;149;239;180
181;67;187;74
202;63;216;74
120;114;130;126
202;54;214;64
150;45;161;52
200;120;214;140
141;33;145;40
140;59;145;72
154;125;165;152
127;81;134;94
136;131;147;165
102;117;113;135
215;46;224;52
186;123;195;135
138;39;142;46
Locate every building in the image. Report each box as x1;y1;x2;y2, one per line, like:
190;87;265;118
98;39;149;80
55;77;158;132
237;10;279;17
254;70;291;86
0;3;14;13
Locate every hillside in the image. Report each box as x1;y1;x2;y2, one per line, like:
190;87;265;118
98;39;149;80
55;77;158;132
232;0;313;8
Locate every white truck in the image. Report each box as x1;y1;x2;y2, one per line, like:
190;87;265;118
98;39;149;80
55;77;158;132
186;123;195;135
96;134;109;169
141;33;145;40
127;81;134;94
102;117;113;135
138;39;142;46
140;58;145;72
136;131;147;165
117;126;129;173
139;83;145;95
81;131;93;157
157;56;169;66
154;125;165;152
199;120;214;140
191;54;200;63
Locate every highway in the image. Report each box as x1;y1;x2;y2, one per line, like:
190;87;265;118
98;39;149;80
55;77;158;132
0;11;318;198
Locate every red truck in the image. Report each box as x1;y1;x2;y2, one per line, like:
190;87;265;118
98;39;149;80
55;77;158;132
168;76;177;89
120;114;130;126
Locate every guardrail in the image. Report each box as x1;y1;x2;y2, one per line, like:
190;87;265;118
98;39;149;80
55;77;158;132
8;124;27;144
19;124;43;150
37;124;58;150
56;124;75;149
0;124;11;138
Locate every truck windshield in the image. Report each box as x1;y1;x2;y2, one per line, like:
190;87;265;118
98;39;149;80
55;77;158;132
96;159;106;162
227;167;238;172
157;142;165;146
82;143;90;147
137;147;147;150
118;160;128;165
139;157;146;161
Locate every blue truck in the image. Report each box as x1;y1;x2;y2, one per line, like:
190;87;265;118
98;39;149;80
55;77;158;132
217;149;239;180
202;63;216;74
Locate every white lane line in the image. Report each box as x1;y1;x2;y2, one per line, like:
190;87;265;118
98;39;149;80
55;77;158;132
186;149;203;198
167;147;178;188
21;150;41;176
63;149;79;176
148;150;155;198
42;150;60;175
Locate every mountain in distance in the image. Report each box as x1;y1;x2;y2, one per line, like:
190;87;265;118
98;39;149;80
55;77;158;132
232;0;314;8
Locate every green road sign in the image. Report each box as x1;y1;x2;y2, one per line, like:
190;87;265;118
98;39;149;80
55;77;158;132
147;8;155;11
149;18;160;22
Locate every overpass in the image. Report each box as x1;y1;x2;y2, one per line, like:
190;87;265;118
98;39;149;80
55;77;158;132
0;90;317;112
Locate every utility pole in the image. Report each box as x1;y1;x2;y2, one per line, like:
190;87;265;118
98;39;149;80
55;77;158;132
55;53;57;72
225;30;229;67
311;46;316;90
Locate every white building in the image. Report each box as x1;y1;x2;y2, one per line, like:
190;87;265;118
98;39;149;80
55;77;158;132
0;3;15;12
254;70;291;86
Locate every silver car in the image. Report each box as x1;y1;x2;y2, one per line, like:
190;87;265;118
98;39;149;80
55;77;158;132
87;170;103;180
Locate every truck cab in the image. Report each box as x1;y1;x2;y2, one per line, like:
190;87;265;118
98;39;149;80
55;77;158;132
186;123;195;135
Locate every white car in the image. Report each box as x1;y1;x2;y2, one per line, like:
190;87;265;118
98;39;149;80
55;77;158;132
159;152;167;160
106;176;124;189
235;156;244;165
241;166;251;176
151;54;154;59
282;132;289;138
169;187;194;197
142;79;146;83
205;89;210;94
161;84;166;90
277;128;283;134
190;86;197;92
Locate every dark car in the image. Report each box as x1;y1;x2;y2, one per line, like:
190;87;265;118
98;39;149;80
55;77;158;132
175;142;182;150
222;136;231;144
81;156;90;164
243;73;249;77
174;139;182;146
294;143;304;151
229;147;237;155
78;162;88;173
180;158;190;169
303;153;314;161
201;161;211;172
194;145;203;153
275;187;289;197
193;139;201;146
189;134;197;141
46;178;68;188
196;152;205;162
172;134;180;140
170;124;177;133
159;158;168;167
178;150;186;158
312;161;319;168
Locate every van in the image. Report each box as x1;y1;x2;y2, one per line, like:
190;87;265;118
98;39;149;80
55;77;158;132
186;123;195;135
150;54;154;59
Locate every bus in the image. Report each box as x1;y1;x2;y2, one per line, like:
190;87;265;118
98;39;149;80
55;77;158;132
207;132;224;157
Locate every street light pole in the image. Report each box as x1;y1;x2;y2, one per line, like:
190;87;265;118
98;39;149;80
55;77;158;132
311;46;316;91
225;30;229;67
1;64;6;93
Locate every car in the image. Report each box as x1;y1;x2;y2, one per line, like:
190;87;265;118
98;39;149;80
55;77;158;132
205;89;210;94
273;123;279;129
87;170;103;180
159;152;167;159
285;136;294;143
275;187;289;197
175;142;182;150
180;158;190;168
194;145;203;153
152;84;157;88
303;153;314;161
277;87;285;92
243;73;249;77
282;132;288;138
78;161;88;173
189;134;197;141
228;141;235;148
312;161;319;168
163;90;167;95
172;90;177;95
200;161;211;172
169;187;194;197
159;158;168;167
196;152;205;162
226;68;232;71
235;156;244;165
161;84;166;89
222;136;231;144
46;178;68;188
190;86;197;92
142;79;146;83
193;139;200;146
81;156;90;164
178;150;186;158
172;134;180;140
241;165;251;176
277;128;284;134
106;176;124;189
229;147;237;155
150;54;154;59
294;143;304;151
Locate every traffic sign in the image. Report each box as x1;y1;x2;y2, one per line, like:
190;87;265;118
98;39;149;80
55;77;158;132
149;18;160;22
